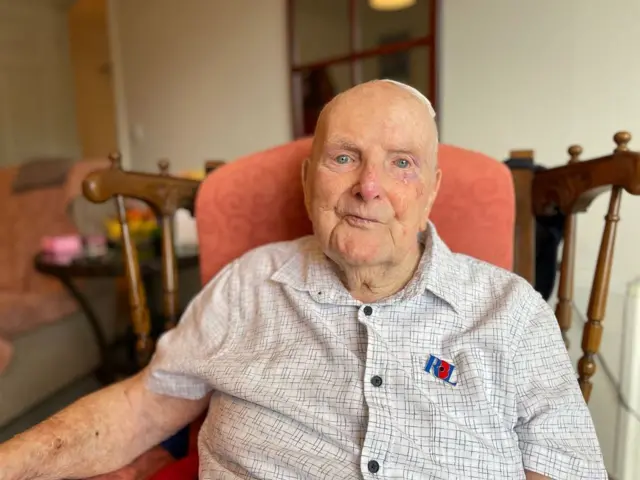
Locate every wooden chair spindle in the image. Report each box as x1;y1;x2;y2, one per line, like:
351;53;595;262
577;131;628;402
157;159;180;330
554;145;581;347
109;152;154;366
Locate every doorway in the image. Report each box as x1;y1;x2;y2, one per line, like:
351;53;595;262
68;0;118;158
287;0;438;138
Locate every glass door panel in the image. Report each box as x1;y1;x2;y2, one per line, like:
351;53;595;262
293;0;351;65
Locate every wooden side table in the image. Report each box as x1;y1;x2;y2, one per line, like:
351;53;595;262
34;246;199;383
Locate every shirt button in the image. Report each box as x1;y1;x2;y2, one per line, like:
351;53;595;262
363;305;373;316
371;375;383;387
367;460;380;473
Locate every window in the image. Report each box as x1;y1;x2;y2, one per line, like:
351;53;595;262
288;0;438;138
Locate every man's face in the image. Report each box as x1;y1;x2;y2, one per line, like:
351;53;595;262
303;83;441;268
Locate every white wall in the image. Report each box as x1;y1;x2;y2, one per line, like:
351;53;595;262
109;0;291;173
0;0;80;166
441;0;640;475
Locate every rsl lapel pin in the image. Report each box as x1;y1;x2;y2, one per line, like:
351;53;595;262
424;354;458;386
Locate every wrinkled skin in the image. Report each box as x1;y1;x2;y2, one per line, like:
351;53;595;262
302;81;441;302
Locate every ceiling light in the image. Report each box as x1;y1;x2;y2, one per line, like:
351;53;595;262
369;0;417;11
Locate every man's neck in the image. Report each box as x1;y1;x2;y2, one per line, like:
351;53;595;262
336;244;423;303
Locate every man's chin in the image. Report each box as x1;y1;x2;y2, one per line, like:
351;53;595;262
331;241;385;267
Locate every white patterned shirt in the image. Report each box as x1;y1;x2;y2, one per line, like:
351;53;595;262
146;223;607;479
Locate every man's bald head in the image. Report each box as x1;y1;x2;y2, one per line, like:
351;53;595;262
312;80;439;171
301;79;443;273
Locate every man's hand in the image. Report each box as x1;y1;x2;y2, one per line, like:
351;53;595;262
0;369;209;480
525;470;550;479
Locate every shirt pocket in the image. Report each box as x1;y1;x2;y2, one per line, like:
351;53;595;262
410;351;481;420
409;351;519;462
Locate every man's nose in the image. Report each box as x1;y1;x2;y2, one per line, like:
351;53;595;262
352;166;383;201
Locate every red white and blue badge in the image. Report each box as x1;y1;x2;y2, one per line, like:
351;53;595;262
424;354;458;386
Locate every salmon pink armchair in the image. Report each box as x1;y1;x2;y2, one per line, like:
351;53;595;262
91;137;515;479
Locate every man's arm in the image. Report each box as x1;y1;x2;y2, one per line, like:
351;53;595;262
525;471;550;480
0;369;209;480
0;256;242;480
513;290;607;479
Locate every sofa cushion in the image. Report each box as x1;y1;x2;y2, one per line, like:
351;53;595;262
13;187;77;294
11;158;73;194
0;337;13;374
0;291;77;338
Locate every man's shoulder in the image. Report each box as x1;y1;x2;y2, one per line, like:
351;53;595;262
437;252;551;348
450;251;522;284
447;251;544;311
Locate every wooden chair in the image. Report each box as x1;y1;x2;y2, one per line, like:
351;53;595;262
84;135;640;479
82;153;200;367
512;131;640;402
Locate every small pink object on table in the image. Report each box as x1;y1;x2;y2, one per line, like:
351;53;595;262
40;235;83;255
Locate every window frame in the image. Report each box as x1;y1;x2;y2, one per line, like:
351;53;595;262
287;0;439;138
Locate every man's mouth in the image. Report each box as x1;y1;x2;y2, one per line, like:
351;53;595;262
343;214;380;226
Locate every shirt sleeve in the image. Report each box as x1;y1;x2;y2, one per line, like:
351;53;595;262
145;260;238;400
513;292;608;479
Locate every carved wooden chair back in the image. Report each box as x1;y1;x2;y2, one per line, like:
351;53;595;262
82;152;200;366
204;160;225;174
512;131;640;402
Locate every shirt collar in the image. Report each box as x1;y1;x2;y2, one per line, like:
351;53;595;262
271;222;461;311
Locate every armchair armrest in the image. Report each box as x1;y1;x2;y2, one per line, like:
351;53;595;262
87;446;175;480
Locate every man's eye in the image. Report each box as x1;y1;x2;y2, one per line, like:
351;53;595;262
395;158;411;169
335;155;351;164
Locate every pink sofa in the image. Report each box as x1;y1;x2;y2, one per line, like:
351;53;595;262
93;138;514;479
0;159;115;428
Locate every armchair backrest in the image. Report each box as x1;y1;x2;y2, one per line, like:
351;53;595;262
195;138;514;285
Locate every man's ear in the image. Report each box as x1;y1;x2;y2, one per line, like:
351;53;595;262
301;156;310;186
430;168;442;205
301;157;312;215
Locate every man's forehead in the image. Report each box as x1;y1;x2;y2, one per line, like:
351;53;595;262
320;106;431;149
312;81;437;160
327;92;426;121
325;84;431;126
321;130;425;152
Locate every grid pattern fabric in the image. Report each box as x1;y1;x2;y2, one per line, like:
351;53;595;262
147;223;606;479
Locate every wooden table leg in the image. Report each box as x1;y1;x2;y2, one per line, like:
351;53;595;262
58;275;115;384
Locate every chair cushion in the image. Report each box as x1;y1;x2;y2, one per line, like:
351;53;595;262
149;453;198;480
196;138;314;285
431;144;514;271
87;446;174;480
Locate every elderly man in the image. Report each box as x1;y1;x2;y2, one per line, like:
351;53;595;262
1;80;606;480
